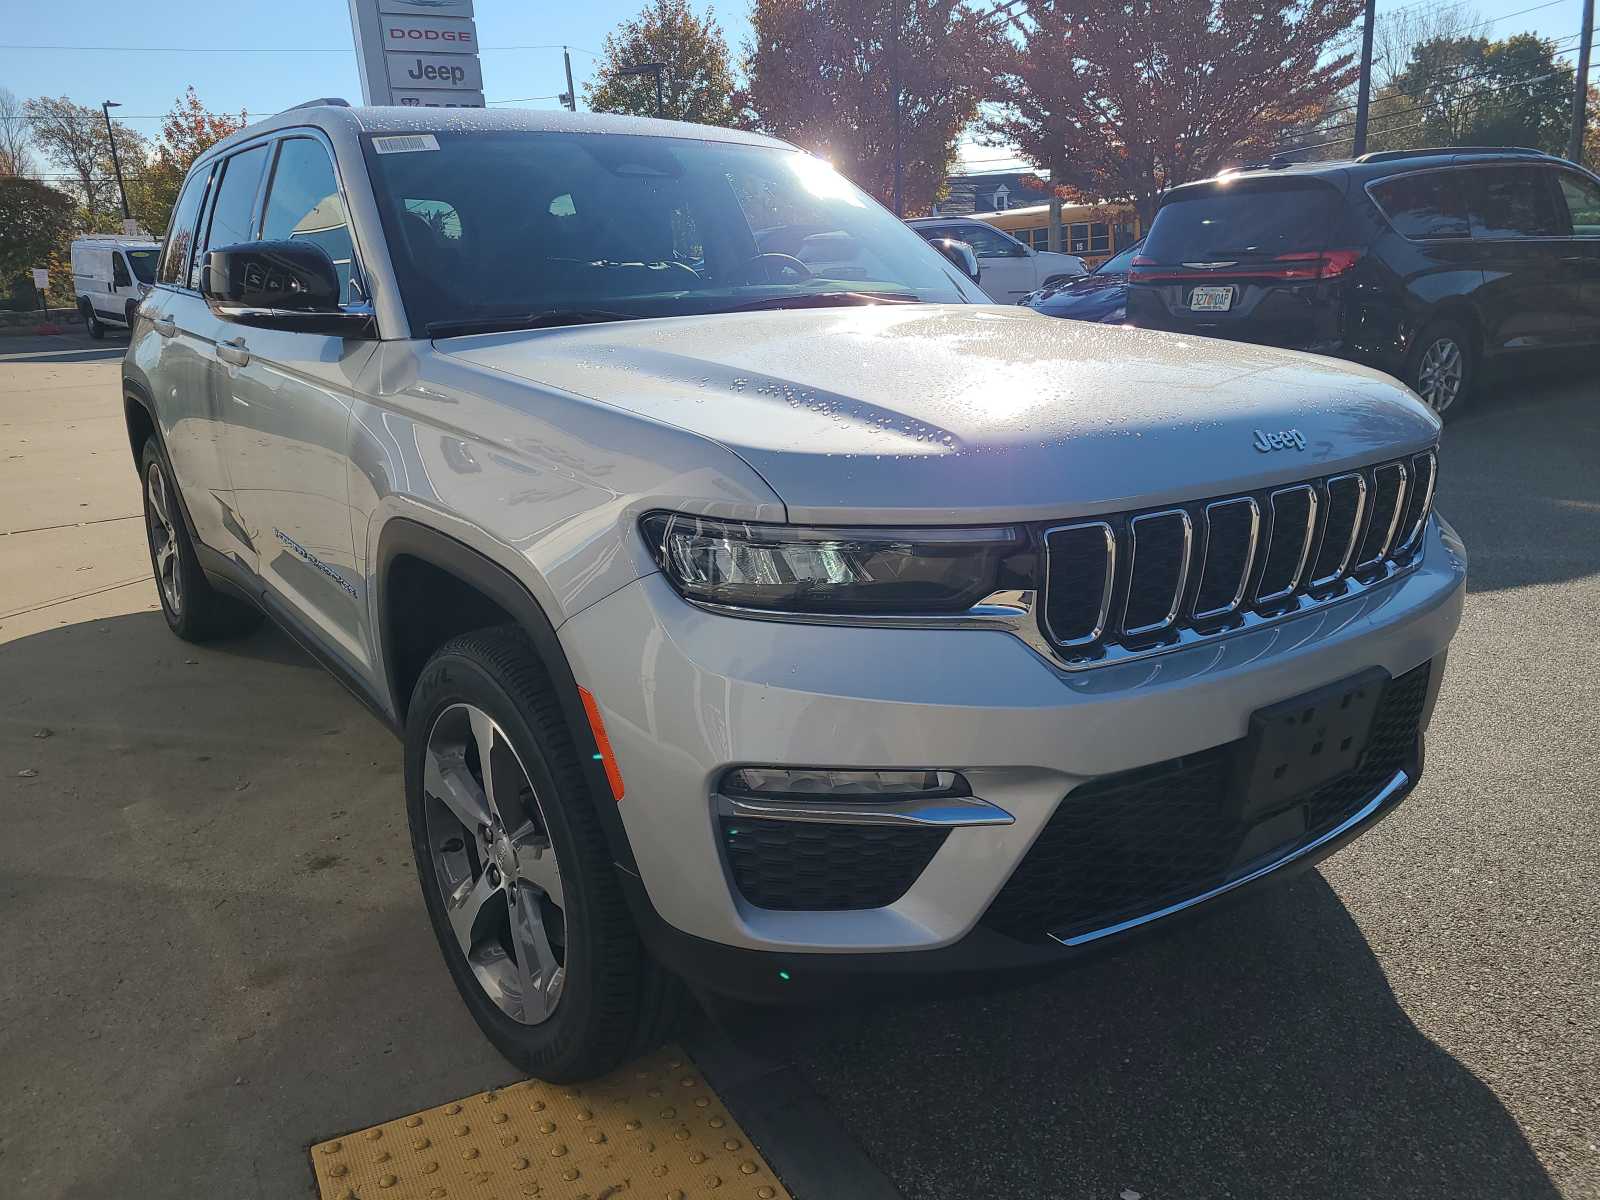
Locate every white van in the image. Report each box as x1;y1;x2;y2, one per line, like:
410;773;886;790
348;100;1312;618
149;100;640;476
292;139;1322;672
70;235;160;338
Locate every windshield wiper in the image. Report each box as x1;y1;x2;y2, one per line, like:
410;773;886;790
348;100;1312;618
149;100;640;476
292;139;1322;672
721;291;922;314
426;309;639;338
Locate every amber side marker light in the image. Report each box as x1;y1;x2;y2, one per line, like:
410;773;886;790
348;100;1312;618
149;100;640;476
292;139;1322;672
578;685;625;802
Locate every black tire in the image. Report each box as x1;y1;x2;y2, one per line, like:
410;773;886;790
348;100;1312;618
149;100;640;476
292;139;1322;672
138;438;263;642
404;626;687;1081
1404;318;1474;420
81;301;105;340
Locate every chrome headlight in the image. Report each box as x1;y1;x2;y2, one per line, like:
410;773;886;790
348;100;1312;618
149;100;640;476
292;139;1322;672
642;512;1032;615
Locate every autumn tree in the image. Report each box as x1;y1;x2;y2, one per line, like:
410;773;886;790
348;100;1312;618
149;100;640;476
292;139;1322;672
744;0;1002;215
131;87;247;237
988;0;1363;222
1390;33;1574;154
586;0;740;126
0;87;33;176
22;95;147;222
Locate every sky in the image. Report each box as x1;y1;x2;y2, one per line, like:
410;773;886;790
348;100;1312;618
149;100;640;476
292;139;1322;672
0;0;1590;177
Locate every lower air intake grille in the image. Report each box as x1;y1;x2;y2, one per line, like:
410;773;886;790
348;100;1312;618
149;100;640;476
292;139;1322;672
981;660;1432;943
721;818;948;911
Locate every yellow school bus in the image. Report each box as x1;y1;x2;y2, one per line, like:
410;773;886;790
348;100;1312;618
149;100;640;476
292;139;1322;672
973;202;1141;269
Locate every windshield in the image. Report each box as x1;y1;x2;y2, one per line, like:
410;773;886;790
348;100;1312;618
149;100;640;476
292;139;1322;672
1144;182;1340;261
125;249;159;284
362;131;982;334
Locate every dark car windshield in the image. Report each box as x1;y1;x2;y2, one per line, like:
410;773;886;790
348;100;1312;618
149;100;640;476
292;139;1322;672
362;131;981;334
1144;181;1341;261
1096;242;1142;274
125;248;159;284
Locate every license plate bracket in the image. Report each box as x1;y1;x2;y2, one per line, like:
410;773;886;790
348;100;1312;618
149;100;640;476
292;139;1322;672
1188;285;1234;312
1231;669;1387;821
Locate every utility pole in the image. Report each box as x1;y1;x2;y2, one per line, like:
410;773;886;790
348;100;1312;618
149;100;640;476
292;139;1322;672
101;100;132;231
560;47;577;111
1569;0;1595;164
1351;0;1377;157
890;0;904;217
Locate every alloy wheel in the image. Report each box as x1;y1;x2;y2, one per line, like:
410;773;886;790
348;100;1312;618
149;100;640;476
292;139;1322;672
422;703;566;1025
1416;336;1463;414
145;460;182;615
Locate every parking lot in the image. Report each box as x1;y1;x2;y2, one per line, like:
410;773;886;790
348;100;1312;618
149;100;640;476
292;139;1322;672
1;330;1596;1199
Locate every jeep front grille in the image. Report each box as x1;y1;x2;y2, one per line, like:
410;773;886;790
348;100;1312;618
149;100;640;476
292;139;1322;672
1041;450;1436;665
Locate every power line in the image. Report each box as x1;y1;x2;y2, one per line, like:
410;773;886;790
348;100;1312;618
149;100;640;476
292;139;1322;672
0;41;601;54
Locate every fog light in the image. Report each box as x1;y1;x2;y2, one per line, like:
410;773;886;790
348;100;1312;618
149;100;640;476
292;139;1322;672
721;767;968;800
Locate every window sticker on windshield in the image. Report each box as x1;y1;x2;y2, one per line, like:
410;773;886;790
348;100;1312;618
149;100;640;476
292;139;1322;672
372;134;439;154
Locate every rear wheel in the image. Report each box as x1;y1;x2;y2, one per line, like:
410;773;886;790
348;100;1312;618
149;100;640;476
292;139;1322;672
405;627;687;1081
139;438;262;642
81;301;105;340
1405;319;1473;419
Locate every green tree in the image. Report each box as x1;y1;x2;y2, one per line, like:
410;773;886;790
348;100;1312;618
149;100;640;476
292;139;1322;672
0;177;77;303
743;0;1002;214
130;88;247;238
1392;33;1574;153
586;0;739;126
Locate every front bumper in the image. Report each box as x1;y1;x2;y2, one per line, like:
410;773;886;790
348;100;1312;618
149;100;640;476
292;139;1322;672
558;515;1465;988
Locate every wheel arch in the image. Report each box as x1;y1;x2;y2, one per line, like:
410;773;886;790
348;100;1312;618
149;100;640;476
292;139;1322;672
1414;301;1484;360
374;518;640;876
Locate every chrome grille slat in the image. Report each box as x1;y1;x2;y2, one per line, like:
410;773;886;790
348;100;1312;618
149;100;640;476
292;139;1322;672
1038;449;1438;669
1122;509;1193;637
1309;472;1367;588
1256;484;1319;605
1193;497;1260;620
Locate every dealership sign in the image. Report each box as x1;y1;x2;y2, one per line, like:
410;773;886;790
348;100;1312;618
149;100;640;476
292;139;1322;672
348;0;485;107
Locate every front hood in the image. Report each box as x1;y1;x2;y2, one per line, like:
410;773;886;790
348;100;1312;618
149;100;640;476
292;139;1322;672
438;305;1439;524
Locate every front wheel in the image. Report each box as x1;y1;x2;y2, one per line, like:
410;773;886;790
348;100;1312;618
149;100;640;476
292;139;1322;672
1405;319;1473;419
404;627;686;1081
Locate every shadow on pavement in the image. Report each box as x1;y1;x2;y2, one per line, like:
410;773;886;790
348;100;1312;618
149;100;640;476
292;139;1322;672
755;873;1559;1200
0;611;517;1199
1438;371;1600;594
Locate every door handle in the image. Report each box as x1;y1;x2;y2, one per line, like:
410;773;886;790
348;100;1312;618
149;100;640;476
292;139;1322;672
216;338;250;367
153;315;176;338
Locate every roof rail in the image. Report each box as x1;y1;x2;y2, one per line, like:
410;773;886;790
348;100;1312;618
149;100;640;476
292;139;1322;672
1356;146;1544;164
278;97;352;114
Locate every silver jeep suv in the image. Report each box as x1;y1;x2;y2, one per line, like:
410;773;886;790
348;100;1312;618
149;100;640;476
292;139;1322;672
123;103;1465;1081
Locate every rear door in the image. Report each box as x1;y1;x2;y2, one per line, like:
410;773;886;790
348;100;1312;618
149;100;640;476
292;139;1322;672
1551;166;1600;344
1127;177;1352;350
1465;164;1573;351
219;132;377;671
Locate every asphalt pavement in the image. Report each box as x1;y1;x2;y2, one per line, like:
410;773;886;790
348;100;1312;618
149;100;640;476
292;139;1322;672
1;332;1595;1199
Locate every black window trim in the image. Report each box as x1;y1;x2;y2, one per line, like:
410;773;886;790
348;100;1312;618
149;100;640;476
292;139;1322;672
194;139;275;287
1551;165;1600;239
1364;161;1583;244
155;159;217;293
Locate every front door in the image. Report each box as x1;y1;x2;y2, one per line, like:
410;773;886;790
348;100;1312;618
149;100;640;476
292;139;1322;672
218;134;376;672
955;222;1036;301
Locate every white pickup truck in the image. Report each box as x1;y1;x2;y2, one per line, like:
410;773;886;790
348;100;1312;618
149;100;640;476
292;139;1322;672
908;215;1087;302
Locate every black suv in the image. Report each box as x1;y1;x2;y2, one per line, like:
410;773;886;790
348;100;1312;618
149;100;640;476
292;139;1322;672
1127;148;1600;417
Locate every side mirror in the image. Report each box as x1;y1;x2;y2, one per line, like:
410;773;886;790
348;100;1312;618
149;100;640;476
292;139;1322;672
929;237;981;284
202;241;372;336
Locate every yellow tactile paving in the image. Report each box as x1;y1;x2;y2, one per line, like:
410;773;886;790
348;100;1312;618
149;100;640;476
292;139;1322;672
310;1045;791;1200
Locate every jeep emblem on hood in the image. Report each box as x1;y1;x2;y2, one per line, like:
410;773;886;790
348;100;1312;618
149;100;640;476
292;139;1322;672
1253;428;1307;453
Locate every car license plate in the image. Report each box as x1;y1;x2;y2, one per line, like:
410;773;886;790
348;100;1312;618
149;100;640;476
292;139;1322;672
1189;285;1234;312
1231;668;1387;822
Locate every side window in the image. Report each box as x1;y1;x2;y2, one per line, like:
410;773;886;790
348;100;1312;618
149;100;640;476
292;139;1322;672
112;254;131;287
1556;170;1600;237
261;137;356;304
1469;166;1564;239
194;143;269;289
959;223;1028;258
157;165;212;286
1371;172;1470;240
